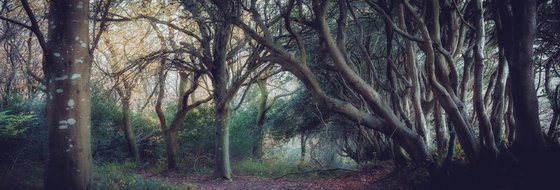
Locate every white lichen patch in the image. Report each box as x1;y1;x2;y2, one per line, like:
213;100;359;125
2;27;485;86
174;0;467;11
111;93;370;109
70;73;81;79
69;144;74;148
74;58;83;64
77;1;84;9
67;118;76;125
68;99;75;107
59;118;76;129
54;75;68;81
80;41;87;48
75;36;80;41
56;89;63;93
54;52;61;57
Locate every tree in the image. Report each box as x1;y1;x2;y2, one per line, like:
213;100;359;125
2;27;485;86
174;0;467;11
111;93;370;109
496;0;546;157
43;0;94;188
0;0;114;188
179;0;267;179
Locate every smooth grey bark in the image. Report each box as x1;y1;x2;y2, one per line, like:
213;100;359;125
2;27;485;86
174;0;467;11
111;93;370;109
473;0;498;157
211;16;234;180
43;0;93;189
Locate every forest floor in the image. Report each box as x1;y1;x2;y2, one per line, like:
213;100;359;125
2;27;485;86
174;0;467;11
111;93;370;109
138;162;410;190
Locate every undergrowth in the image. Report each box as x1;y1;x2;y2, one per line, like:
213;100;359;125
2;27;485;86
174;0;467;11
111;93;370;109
233;159;307;178
233;159;353;179
93;162;196;190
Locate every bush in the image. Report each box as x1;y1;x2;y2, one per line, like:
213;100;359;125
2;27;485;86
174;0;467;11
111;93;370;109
93;162;195;190
91;88;129;162
230;104;259;159
233;159;306;178
0;94;45;190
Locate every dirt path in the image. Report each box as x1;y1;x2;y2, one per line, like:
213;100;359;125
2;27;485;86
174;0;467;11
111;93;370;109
141;163;408;190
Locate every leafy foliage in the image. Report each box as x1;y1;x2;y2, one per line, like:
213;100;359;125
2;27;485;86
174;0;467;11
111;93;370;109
93;162;195;190
233;159;306;178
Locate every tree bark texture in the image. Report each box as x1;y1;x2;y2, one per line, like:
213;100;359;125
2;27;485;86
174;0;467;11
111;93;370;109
253;79;268;159
119;84;140;161
473;0;498;157
497;0;546;154
44;1;93;189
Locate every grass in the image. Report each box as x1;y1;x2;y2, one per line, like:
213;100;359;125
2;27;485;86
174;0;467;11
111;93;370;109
233;159;307;178
93;162;196;190
233;159;358;179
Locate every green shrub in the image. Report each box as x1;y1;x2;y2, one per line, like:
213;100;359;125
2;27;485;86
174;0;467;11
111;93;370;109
0;94;45;190
91;88;129;162
233;159;306;178
230;104;259;159
93;162;195;190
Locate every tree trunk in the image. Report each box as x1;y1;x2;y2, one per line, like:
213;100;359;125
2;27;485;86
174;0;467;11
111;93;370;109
213;103;232;179
44;1;93;189
3;45;16;107
253;79;268;159
505;80;516;145
498;0;546;154
212;18;233;179
121;87;140;161
403;0;480;163
473;0;498;158
165;130;178;169
435;102;448;156
300;132;307;163
490;48;508;147
154;59;179;170
548;112;559;141
389;7;427;143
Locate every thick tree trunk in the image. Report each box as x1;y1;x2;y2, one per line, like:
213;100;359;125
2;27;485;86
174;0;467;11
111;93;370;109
212;18;233;179
213;103;232;179
44;1;93;189
165;130;178;169
498;0;546;154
